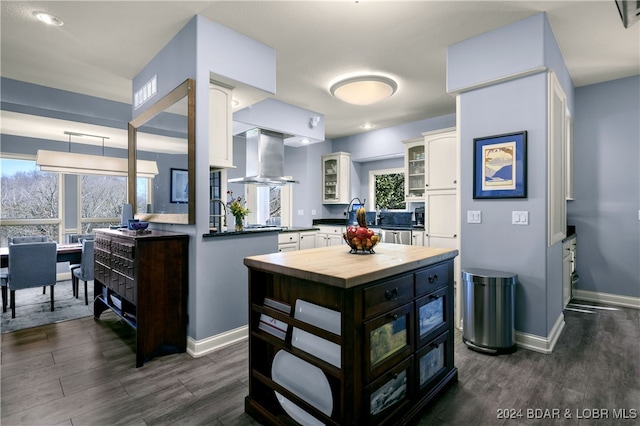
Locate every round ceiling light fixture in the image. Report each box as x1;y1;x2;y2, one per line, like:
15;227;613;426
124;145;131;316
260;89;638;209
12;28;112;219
34;11;64;26
329;75;397;105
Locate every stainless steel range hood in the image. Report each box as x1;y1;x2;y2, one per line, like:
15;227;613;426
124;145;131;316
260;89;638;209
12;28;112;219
228;128;299;185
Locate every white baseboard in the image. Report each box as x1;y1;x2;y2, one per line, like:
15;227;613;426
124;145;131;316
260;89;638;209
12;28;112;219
187;325;248;358
573;289;640;310
515;312;565;354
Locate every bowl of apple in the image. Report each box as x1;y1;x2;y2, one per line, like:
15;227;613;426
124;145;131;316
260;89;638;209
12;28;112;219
343;208;380;254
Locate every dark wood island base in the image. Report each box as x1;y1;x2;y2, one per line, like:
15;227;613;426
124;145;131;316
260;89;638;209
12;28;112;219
244;243;458;425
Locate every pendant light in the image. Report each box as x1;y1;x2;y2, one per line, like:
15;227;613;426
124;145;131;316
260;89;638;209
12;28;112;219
36;132;158;178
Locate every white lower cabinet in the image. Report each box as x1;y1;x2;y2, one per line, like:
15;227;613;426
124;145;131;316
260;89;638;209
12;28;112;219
412;230;425;246
299;231;317;250
278;232;299;252
316;225;345;247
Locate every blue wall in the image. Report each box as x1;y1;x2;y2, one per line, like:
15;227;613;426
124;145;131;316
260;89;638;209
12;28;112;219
569;75;640;298
448;13;575;338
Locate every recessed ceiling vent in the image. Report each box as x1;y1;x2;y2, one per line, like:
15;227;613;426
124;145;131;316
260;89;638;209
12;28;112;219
616;0;640;28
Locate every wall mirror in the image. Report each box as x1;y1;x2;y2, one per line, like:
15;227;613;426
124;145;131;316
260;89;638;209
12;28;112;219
128;79;195;224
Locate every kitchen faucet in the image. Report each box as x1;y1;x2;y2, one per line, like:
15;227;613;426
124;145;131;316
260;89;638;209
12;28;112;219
345;197;365;225
210;199;227;229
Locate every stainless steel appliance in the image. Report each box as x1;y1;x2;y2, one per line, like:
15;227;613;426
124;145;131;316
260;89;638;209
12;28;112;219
414;207;425;226
380;229;412;245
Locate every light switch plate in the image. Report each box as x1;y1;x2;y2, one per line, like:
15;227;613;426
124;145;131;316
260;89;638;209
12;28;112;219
467;210;481;224
297;209;304;216
512;211;529;225
312;209;317;216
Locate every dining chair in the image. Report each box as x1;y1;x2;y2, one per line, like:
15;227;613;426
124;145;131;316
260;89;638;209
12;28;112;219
4;235;51;300
72;239;94;305
1;269;7;313
68;233;93;297
8;235;49;244
67;233;94;244
6;241;57;318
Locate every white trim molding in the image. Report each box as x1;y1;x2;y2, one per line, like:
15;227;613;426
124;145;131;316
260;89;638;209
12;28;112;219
573;289;640;310
515;313;565;354
187;325;248;358
447;66;547;96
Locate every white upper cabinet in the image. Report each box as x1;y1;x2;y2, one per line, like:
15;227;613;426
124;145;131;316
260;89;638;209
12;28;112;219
403;137;426;201
209;82;233;169
424;129;457;191
322;152;351;204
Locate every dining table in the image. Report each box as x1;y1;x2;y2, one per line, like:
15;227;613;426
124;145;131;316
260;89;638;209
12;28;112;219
0;243;82;268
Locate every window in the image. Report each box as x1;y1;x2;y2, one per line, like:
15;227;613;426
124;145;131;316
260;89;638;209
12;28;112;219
136;177;153;215
368;168;406;210
80;174;127;232
246;184;291;227
210;169;224;229
0;156;61;246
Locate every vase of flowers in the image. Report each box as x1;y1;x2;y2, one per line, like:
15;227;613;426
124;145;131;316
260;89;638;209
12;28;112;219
227;190;250;231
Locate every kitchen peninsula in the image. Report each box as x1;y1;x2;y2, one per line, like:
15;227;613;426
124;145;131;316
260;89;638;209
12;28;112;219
244;243;458;425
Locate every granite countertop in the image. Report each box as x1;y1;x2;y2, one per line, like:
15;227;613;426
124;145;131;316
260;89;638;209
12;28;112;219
312;218;423;231
244;243;458;289
203;226;318;238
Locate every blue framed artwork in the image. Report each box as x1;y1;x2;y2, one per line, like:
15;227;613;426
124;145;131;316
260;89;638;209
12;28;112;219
473;131;527;199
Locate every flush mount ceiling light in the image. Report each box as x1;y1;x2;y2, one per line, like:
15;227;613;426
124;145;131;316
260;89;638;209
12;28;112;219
330;75;397;105
33;11;64;26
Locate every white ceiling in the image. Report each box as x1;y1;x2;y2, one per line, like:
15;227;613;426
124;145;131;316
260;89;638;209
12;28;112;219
1;1;638;141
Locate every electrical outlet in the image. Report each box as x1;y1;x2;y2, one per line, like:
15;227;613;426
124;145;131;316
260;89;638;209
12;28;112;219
297;209;304;216
312;209;317;216
467;210;481;224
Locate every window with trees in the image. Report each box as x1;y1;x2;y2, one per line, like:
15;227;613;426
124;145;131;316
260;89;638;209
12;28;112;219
80;175;127;232
1;156;132;247
0;157;61;246
368;168;406;210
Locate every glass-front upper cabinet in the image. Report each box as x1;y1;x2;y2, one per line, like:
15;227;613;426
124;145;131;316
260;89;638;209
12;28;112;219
403;137;425;201
322;152;351;204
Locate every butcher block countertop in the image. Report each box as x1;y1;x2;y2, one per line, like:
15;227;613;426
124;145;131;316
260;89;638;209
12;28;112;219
244;243;458;289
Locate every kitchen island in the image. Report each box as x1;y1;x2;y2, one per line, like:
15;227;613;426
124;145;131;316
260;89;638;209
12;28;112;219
244;243;458;425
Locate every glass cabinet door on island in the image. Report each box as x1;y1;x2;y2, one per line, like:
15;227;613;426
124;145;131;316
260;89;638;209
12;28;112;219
365;302;413;382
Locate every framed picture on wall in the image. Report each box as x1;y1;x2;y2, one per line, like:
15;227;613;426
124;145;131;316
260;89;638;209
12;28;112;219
170;168;188;203
473;131;527;199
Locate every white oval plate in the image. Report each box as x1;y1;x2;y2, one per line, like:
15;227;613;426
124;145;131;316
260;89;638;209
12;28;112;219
294;300;341;335
271;350;333;416
292;327;341;368
275;392;324;426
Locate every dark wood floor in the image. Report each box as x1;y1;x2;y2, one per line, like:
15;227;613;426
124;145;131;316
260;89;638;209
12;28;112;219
1;301;638;425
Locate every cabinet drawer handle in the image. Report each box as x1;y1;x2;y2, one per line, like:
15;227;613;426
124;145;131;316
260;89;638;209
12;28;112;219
384;287;399;300
430;342;441;349
428;274;439;284
387;313;399;320
428;294;440;300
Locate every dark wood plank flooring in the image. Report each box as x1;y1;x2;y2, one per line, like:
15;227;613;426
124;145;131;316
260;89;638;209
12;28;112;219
2;301;638;425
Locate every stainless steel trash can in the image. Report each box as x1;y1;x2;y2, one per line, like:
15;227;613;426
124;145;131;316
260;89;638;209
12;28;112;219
462;268;517;354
